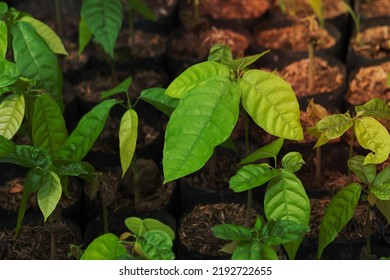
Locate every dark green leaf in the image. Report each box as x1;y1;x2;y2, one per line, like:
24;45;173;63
0;2;8;15
127;0;157;21
0;19;7;58
53;159;95;177
81;233;128;260
281;152;305;173
101;77;132;99
376;199;390;224
0;134;16;156
207;44;233;64
347;155;376;184
125;217;175;240
212;224;252;241
231;241;263;260
372;165;390;200
263;219;309;246
78;16;92;55
229;163;277;192
0;144;51;169
355;98;390;120
140;87;179;117
240;138;284;165
0;59;19;88
139;231;174;260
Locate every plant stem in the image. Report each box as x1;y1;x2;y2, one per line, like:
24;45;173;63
308;42;314;94
54;0;62;36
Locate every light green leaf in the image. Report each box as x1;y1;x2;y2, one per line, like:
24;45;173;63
231;241;264;260
37;171;62;221
140;87;179;117
0;135;16;156
223;50;270;71
208;44;233;64
127;0;157;21
347;155;376;184
0;2;8;15
355;98;390;120
139;231;174;260
317;183;362;259
57;99;119;161
125;217;175;240
240;138;284;165
0;93;25;139
78;16;92;55
281;152;305;173
163;77;240;183
165;61;230;99
240;70;303;140
316;113;353;140
0;20;7;58
372;166;390;200
81;233;129;260
212;224;252;241
0;59;19;88
119;108;138;177
12;21;63;106
0;144;51;169
264;169;310;259
32;94;67;155
229;163;277;192
81;0;122;57
376;199;390;224
101;77;132;99
263;219;309;246
20;16;68;55
355;117;390;164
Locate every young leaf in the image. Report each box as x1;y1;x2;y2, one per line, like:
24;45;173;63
81;233;128;260
372;166;390;200
263;219;309;246
239;70;303;140
229;163;277;192
0;135;16;156
317;183;362;259
231;241;264;260
165;61;230;99
119;108;138;177
0;59;19;87
140;87;179;117
81;0;122;58
316;113;353;140
240;138;284;165
138;231;174;260
308;0;324;26
53;159;95;177
12;21;63;106
208;44;233;64
127;0;157;22
264;169;310;259
163;77;240;183
20;16;68;55
355;98;390;120
37;171;62;221
347;155;376;184
125;217;175;240
355;117;390;164
57;99;119;161
281;152;305;173
223;50;270;71
0;19;7;58
101;77;132;99
0;144;51;169
0;92;25;139
212;224;252;241
32;94;68;155
78;16;92;55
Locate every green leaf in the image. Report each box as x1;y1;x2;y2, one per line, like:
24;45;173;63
264;169;310;259
355;98;390;120
316;113;353;140
53;159;95;177
355;117;390;164
376;199;390;224
308;0;324;25
0;2;8;15
0;144;51;169
125;217;175;240
0;59;19;88
140;87;179;117
57;99;119;161
20;16;68;55
207;44;233;64
101;77;132;99
263;219;309;246
12;21;63;106
281;152;305;173
163;77;240;183
229;163;278;192
347;155;376;184
81;0;122;57
260;245;279;260
317;183;362;259
119;108;138;177
240;138;284;165
81;233;128;260
0;20;7;58
78;16;92;55
127;0;157;21
0;134;16;156
372;166;390;200
219;137;238;153
37;171;62;221
165;61;230;99
32;94;67;155
240;70;303;140
223;50;270;71
212;224;252;241
139;231;174;260
0;92;24;139
231;241;263;260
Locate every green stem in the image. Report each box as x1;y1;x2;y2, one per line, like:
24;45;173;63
54;0;62;36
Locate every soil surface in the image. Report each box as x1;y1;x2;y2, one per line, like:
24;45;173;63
359;0;390;18
352;25;390;60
